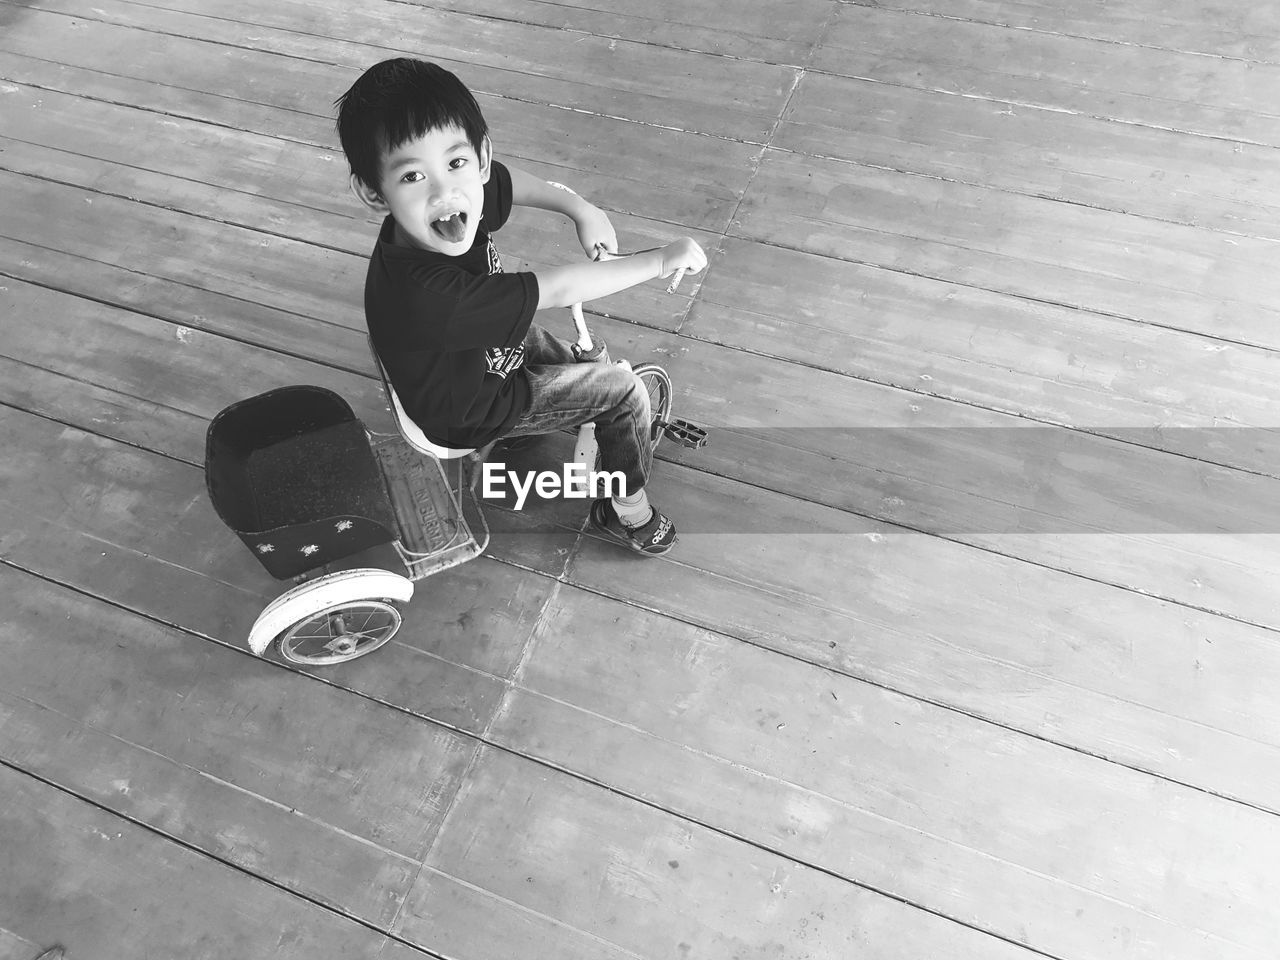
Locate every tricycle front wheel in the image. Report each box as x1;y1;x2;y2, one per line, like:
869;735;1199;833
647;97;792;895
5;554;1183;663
631;363;673;454
277;599;402;665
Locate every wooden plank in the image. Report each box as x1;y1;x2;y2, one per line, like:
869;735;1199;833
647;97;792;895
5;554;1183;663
10;2;1278;957
20;435;1254;960
0;233;367;373
407;746;1042;959
15;223;1257;652
0;276;387;463
389;867;648;960
0;350;205;462
732;149;1280;350
559;470;1280;808
0;352;583;585
776;72;1280;239
11;97;1276;478
10;16;1269;488
0;764;433;960
813;5;1280;144
606;324;1280;540
11;289;1279;817
402;0;833;63
7;0;797;141
486;587;1280;959
0;565;469;926
0;47;327;145
0;404;558;728
10;407;1280;957
622;334;1280;630
0;65;757;234
0;81;355;220
846;0;1280;61
0;276;585;579
0;168;368;334
687;237;1280;475
11;219;1280;645
0;163;709;339
0;421;1054;958
16;252;1278;615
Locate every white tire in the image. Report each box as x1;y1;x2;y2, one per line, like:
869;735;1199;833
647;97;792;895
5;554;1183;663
247;568;413;657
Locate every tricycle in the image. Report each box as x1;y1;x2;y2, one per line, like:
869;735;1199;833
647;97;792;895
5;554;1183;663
205;262;707;666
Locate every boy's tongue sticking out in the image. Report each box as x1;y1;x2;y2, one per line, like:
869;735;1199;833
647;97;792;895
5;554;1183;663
432;210;468;244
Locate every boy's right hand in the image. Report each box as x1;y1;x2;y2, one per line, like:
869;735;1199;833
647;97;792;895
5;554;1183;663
659;237;708;281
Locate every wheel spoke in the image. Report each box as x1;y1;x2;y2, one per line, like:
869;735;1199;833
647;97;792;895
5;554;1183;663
278;600;401;666
634;364;673;454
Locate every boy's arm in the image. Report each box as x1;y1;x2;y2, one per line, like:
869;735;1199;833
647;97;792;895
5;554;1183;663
507;165;617;258
505;164;706;311
534;245;702;310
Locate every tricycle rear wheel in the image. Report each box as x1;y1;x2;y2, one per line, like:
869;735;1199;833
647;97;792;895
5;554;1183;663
278;599;401;665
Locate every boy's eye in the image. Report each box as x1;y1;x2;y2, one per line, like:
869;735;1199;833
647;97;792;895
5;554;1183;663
449;157;468;170
402;171;424;183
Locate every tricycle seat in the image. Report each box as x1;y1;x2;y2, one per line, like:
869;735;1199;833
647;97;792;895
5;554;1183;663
205;385;398;580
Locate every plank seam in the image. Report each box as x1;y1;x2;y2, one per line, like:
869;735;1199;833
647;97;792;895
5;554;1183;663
704;0;836;332
495;554;1280;789
836;0;1280;68
10;78;1280;248
17;150;1280;352
0;561;1071;960
10;533;1280;823
381;741;487;942
2;690;421;863
0;46;328;122
10;64;1280;263
760;139;1280;243
384;0;808;69
0;753;451;959
712;232;1280;353
11;381;1280;658
11;227;1275;481
0;3;780;145
0;255;370;373
3;555;1276;956
0;395;201;467
663;332;1280;482
1;131;354;220
0;163;368;258
10;349;1280;641
805;69;1280;150
0;352;207;425
11;2;1280;151
409;863;651;959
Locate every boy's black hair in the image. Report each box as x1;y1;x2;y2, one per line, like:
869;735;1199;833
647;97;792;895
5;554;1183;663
335;58;489;193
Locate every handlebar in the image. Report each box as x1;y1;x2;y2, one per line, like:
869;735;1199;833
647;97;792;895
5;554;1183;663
544;181;687;356
571;245;686;356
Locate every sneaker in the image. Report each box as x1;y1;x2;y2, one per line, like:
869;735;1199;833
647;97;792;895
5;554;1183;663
589;498;678;556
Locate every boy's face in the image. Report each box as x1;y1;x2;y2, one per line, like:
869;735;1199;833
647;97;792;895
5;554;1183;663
356;124;491;256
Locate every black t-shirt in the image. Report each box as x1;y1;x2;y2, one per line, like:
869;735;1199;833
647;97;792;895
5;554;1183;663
364;161;539;447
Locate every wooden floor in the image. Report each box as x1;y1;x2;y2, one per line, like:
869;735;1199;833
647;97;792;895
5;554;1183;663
3;1;1280;957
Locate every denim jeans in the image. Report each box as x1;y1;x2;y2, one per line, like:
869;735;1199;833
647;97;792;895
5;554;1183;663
502;323;652;492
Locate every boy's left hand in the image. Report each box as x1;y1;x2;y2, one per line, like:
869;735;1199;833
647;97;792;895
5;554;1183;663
573;203;618;259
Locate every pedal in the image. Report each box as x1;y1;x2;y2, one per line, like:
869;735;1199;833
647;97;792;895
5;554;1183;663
661;418;709;449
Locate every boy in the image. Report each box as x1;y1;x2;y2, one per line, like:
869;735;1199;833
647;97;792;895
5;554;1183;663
335;58;705;556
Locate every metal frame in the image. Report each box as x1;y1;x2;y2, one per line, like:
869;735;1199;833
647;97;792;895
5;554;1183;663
368;429;490;582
